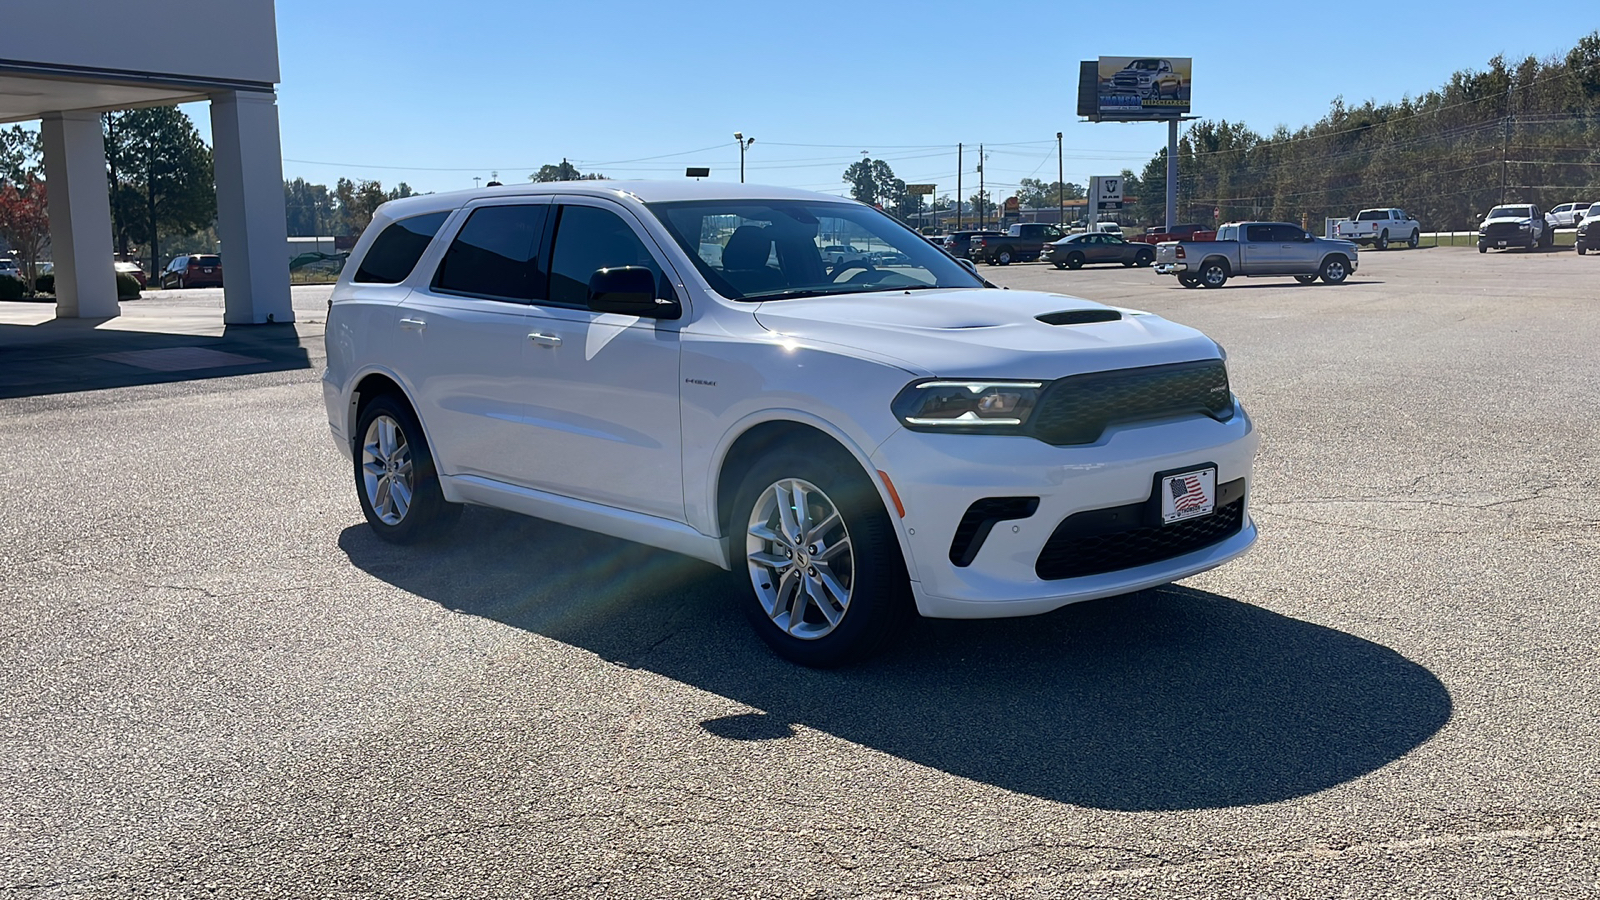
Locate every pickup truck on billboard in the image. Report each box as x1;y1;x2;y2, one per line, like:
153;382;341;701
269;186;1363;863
1094;56;1192;119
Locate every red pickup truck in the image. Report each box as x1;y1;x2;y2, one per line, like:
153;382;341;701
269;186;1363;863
1130;223;1216;245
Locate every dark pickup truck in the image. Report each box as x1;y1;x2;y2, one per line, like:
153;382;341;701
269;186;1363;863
970;223;1067;265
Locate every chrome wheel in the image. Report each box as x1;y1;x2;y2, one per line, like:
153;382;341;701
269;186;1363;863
361;414;414;526
1322;259;1348;283
746;478;854;641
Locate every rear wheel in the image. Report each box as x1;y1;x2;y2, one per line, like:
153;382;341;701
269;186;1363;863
1375;230;1389;251
1294;274;1319;285
354;395;460;544
1065;252;1085;270
1539;227;1554;249
1199;260;1229;288
734;450;910;667
1319;256;1350;285
997;248;1012;265
1135;249;1154;267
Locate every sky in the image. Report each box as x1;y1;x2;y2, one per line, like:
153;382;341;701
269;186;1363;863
185;2;1599;200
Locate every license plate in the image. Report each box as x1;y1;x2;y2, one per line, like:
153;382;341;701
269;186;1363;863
1160;467;1216;524
203;268;214;273
1497;241;1507;247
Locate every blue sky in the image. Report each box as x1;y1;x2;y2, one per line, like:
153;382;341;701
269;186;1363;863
199;2;1599;199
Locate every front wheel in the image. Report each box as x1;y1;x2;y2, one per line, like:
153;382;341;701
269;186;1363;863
1052;262;1066;270
354;395;460;544
1320;256;1350;284
1408;230;1420;248
1579;245;1588;256
734;451;910;667
1479;244;1488;254
1294;274;1319;285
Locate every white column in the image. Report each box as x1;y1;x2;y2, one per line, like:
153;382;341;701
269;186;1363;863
41;111;118;319
210;90;292;325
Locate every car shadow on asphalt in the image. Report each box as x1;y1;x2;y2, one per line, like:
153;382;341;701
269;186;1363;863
0;318;313;399
338;508;1451;813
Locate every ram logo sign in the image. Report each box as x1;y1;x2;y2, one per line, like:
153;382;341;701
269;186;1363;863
1077;56;1192;122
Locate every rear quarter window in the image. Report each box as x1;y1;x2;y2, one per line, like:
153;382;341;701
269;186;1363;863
354;212;450;284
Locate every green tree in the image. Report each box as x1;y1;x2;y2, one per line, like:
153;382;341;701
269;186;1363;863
104;107;215;276
530;160;606;182
1014;178;1085;210
284;177;336;237
0;125;42;185
842;158;905;209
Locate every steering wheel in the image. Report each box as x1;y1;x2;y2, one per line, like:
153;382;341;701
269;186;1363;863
828;256;875;280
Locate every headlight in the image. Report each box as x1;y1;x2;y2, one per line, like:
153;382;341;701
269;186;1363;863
892;380;1043;432
1519;221;1532;230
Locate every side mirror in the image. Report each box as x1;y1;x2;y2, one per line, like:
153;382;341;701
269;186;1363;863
957;258;980;277
588;267;680;319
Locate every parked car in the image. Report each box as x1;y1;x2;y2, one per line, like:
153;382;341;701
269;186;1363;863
1477;204;1552;252
1548;202;1587;228
1154;221;1359;288
0;258;20;280
160;254;224;288
324;181;1258;666
1334;208;1421;250
1577;213;1600;255
941;229;1003;260
114;260;147;288
1043;232;1155;269
1130;223;1215;245
970;223;1066;265
1575;202;1600;228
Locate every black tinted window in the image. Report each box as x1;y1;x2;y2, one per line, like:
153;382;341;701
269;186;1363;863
1269;224;1306;242
433;205;549;301
354;212;449;284
1245;225;1273;242
548;205;661;308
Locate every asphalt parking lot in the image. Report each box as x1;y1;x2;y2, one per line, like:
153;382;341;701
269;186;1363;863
3;246;1597;897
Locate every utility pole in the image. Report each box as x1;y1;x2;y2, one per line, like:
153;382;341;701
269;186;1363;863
956;143;963;231
978;143;985;230
1056;131;1064;229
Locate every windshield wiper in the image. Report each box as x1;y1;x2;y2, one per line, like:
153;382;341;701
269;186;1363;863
745;283;961;302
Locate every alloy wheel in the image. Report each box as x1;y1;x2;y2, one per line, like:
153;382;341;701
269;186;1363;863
746;478;854;640
361;415;414;526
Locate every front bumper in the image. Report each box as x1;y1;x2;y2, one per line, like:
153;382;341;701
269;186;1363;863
870;406;1259;619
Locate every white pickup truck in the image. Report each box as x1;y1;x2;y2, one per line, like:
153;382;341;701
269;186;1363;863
1154;221;1360;288
1333;208;1421;250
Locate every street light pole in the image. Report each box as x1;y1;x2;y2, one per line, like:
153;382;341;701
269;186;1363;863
734;132;755;183
1056;131;1064;229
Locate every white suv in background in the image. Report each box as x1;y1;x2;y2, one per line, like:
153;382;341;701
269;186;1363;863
322;182;1258;666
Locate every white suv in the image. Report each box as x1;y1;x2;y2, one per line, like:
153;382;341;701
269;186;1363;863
323;182;1258;665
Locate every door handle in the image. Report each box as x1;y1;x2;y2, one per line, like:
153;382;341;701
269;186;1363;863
528;332;562;348
398;317;426;331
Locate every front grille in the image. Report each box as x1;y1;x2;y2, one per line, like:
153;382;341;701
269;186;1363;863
1028;360;1232;446
1484;222;1525;241
1035;490;1245;581
1113;74;1140;88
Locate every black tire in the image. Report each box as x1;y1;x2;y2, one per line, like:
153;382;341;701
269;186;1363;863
176;276;185;290
1579;246;1588;256
1052;262;1066;270
1065;252;1085;270
353;394;460;544
1539;228;1554;249
1319;255;1351;284
1408;230;1420;249
1375;230;1389;251
1178;274;1201;288
1198;260;1229;288
1135;250;1154;267
997;248;1012;265
731;449;911;667
1294;274;1319;285
1479;244;1488;254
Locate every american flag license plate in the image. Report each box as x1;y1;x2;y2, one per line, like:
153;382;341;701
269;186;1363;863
1161;467;1217;524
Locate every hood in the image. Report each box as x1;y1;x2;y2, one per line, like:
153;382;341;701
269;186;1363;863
751;288;1222;379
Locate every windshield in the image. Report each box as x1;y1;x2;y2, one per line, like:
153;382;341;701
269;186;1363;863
649;199;984;301
1487;206;1533;219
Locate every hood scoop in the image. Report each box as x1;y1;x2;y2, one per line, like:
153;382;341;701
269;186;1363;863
1037;309;1122;326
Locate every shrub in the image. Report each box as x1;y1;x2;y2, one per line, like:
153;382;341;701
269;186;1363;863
0;275;24;301
34;273;54;294
116;272;141;301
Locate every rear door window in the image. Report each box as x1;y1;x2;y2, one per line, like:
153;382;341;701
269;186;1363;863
354;212;450;284
432;205;550;302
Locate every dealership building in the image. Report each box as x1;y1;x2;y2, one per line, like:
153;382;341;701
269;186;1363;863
0;0;291;324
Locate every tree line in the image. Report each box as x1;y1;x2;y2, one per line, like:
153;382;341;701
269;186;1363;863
1136;31;1600;231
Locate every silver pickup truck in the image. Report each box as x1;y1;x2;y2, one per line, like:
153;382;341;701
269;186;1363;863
1154;222;1360;288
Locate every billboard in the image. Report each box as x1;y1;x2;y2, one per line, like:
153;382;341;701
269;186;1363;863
1077;56;1192;121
